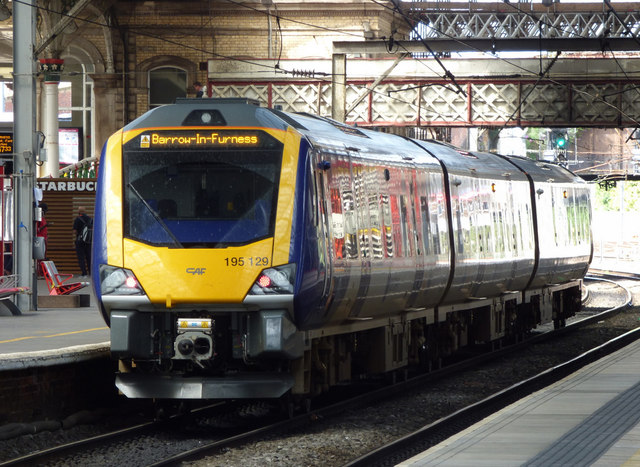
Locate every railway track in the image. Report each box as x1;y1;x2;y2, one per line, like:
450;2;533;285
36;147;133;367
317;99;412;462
0;276;636;467
345;286;639;466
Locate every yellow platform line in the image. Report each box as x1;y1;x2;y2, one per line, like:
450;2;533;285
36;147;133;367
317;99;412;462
0;327;108;344
623;447;640;466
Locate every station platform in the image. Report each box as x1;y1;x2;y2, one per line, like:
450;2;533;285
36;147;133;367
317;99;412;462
400;337;640;466
0;276;109;369
591;256;640;275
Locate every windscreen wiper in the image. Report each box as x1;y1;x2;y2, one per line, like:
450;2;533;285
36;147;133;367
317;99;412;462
127;183;183;248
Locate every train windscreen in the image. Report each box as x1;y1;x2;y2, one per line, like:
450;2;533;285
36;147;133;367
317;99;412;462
122;129;283;247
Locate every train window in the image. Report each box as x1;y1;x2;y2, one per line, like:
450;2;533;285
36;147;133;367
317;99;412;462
426;173;445;257
329;186;345;259
409;180;421;256
420;196;431;256
311;155;321;227
123;132;283;247
353;164;370;259
400;195;411;257
326;157;351;260
342;190;358;259
366;170;383;259
381;193;393;257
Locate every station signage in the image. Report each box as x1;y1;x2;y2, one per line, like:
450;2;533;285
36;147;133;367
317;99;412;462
0;133;12;154
37;179;96;192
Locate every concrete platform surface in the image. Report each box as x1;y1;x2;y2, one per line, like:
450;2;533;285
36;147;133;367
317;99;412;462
0;277;109;366
400;338;640;466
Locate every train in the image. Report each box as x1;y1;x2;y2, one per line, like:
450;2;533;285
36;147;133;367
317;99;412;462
93;98;592;401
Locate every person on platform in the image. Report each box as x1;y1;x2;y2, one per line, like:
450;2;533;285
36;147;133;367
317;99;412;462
193;81;204;98
73;206;92;277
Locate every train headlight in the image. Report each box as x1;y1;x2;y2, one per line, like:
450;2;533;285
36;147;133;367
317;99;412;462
99;265;144;295
249;264;296;295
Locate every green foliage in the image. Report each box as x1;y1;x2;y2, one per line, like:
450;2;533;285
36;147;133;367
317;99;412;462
594;181;640;211
524;128;544;160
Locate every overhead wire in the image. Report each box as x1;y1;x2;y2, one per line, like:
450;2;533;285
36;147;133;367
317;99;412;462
395;1;640;140
12;0;361;78
11;0;640;157
10;0;425;119
220;0;366;39
388;0;467;96
374;0;640;174
601;0;640;142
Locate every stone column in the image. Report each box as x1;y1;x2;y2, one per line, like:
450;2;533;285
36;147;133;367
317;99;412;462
89;73;120;158
38;58;64;178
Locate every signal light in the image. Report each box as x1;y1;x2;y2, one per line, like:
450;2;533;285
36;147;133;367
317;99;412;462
551;130;568;149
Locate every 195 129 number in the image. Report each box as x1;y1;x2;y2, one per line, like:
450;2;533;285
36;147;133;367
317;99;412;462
224;256;269;267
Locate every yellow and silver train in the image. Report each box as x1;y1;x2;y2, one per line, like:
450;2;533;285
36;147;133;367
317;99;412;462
93;98;592;400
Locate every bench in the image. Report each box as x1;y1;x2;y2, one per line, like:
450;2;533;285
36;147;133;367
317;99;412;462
40;261;89;296
0;274;30;316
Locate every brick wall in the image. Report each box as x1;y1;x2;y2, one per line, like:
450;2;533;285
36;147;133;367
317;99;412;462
0;358;117;424
108;0;403;120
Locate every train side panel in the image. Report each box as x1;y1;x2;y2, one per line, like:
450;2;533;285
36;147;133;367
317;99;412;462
413;142;537;304
505;158;592;287
291;123;451;329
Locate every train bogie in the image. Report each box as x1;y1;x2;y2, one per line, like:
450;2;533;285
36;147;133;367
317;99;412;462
94;98;591;401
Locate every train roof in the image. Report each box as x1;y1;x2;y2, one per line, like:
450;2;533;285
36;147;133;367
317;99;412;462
122;98;290;133
502;155;587;185
123;98;444;166
284;111;443;166
121;99;586;184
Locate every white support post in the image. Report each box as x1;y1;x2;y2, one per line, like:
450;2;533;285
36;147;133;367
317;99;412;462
42;80;60;178
13;0;36;311
331;53;346;123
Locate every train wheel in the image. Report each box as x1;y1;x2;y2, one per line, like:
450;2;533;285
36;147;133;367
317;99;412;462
553;318;566;329
386;371;397;385
177;400;191;416
154;400;171;421
279;393;296;419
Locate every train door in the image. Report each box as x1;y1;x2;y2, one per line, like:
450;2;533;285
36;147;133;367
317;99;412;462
312;150;334;308
350;158;372;317
320;151;360;322
407;166;424;308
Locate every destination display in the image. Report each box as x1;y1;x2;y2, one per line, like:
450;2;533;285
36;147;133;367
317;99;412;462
128;130;278;150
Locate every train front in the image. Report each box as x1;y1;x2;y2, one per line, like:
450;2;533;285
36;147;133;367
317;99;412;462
93;100;307;399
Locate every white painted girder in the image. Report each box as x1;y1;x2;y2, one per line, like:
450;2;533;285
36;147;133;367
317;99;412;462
411;9;640;40
209;58;640;127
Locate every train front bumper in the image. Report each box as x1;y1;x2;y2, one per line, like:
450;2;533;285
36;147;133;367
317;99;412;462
115;372;295;399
